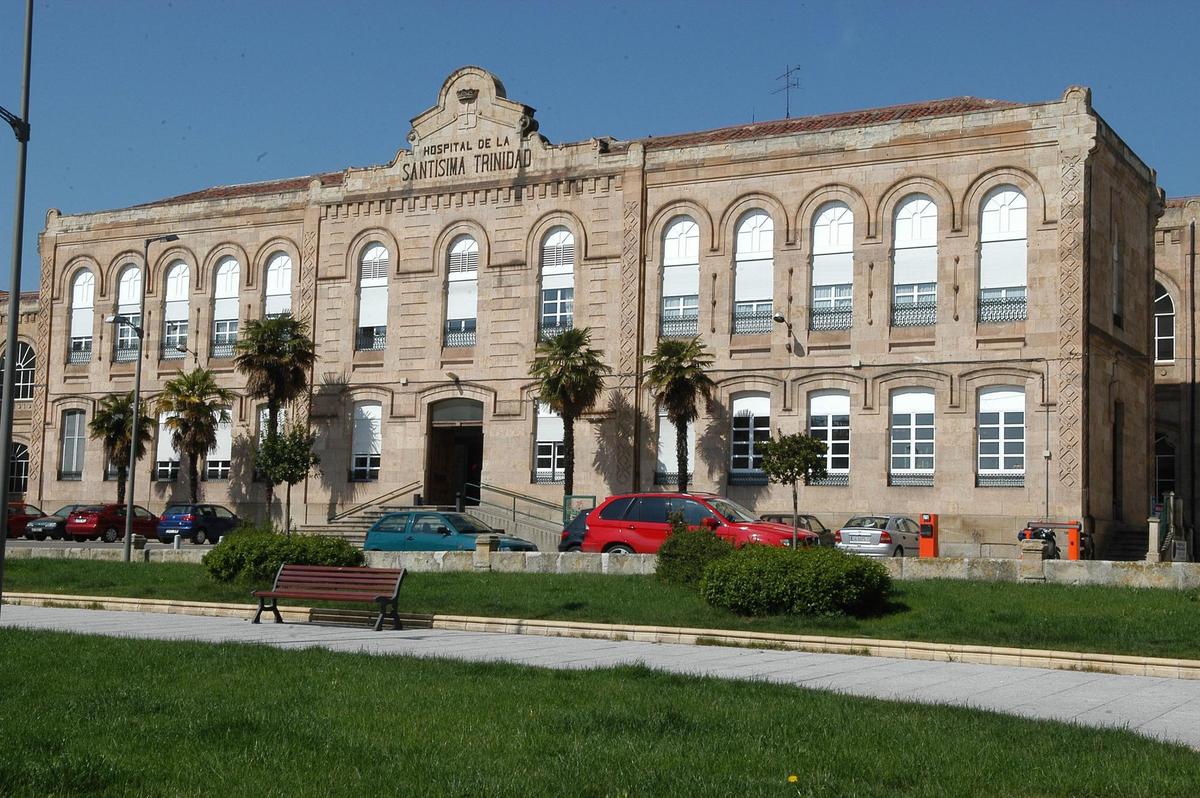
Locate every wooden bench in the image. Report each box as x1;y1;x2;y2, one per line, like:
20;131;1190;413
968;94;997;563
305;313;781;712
252;564;407;631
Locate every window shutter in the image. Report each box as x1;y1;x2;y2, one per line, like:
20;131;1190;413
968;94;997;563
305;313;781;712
70;308;92;339
541;271;573;291
734;258;772;302
156;413;179;462
358;285;388;327
536;403;565;442
812;252;852;286
810;391;849;418
164;299;188;322
447;280;478;319
893;247;937;285
655;411;695;474
213;297;238;322
980;240;1027;289
662;264;699;297
211;409;233;461
353;404;382;455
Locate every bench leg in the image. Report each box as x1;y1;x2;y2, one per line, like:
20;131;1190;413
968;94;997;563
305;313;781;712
270;599;283;624
374;600;387;632
390;600;402;631
252;597;265;624
253;597;283;624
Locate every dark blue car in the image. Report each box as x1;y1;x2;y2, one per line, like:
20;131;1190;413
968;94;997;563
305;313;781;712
157;503;240;545
364;510;537;552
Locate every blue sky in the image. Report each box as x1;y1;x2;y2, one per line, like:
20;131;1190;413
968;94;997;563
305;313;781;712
1;0;1197;291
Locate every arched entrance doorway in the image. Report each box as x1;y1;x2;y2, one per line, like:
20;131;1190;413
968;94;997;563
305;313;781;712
425;398;483;506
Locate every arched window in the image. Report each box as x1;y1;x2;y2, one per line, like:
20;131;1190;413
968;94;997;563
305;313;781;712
212;257;240;358
809;390;850;485
8;441;28;494
445;235;479;347
162;261;190;360
810;202;854;330
0;342;36;401
539;228;575;339
892;195;938;327
889;388;935;486
1155;433;1176;501
68;270;95;363
206;406;232;480
733;211;773;334
655;405;695;486
977;387;1025;487
264;252;293;318
660;217;699;338
1155;282;1176;363
356;244;389;351
730;392;769;484
979;186;1028;322
351;402;382;481
534;402;565;483
59;409;86;480
114;265;142;361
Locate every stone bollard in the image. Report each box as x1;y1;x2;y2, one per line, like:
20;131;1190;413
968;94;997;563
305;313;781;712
132;535;147;551
173;534;182;550
472;534;499;571
1146;517;1162;563
1019;539;1047;581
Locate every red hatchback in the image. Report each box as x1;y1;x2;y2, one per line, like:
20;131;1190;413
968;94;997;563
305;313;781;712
580;492;819;554
66;504;159;543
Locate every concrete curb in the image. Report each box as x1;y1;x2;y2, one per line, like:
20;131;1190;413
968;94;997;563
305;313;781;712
6;591;1199;680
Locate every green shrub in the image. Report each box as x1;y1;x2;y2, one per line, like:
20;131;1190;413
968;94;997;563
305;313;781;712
656;516;735;588
203;527;363;583
700;545;890;617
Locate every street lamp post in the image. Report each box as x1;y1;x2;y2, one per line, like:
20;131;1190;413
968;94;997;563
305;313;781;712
113;234;178;563
0;0;33;621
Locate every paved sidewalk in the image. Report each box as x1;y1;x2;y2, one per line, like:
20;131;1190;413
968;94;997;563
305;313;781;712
5;604;1200;750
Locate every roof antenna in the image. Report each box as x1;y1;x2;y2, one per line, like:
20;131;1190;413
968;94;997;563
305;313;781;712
773;64;801;119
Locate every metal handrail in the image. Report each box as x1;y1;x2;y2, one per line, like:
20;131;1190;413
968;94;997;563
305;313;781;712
327;479;422;523
466;481;561;512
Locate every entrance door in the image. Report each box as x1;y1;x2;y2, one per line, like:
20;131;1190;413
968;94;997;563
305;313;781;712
425;399;484;506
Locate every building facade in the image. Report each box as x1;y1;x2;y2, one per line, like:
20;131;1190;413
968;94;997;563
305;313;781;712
20;67;1164;556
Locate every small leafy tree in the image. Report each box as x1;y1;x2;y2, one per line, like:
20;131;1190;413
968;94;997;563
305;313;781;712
759;433;828;547
643;337;716;493
87;392;153;505
257;422;320;536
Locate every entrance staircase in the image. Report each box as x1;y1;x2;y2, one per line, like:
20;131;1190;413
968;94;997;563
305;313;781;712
1102;526;1149;561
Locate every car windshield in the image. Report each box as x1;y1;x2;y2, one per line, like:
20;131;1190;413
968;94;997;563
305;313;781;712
53;506;77;517
443;513;494;534
708;498;757;523
845;516;890;529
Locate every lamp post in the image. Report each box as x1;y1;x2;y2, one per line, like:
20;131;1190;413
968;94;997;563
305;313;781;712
0;0;33;621
112;234;178;563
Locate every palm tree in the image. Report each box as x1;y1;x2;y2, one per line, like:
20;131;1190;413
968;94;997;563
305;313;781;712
155;368;235;503
87;392;153;505
643;337;716;493
528;327;611;496
233;316;317;513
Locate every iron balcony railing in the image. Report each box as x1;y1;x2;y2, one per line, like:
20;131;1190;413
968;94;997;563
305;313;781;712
355;329;387;351
210;338;237;359
112;342;139;362
653;470;694;486
809;472;849;487
732;311;772;335
659;315;699;338
891;301;937;328
728;470;768;486
889;471;934;487
67;340;92;364
161;342;185;360
538;320;572;340
444;327;476;348
978;296;1028;323
809;307;852;331
976;472;1025;488
531;470;564;484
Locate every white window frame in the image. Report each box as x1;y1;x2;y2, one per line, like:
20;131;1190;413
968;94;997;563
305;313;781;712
205;406;232;480
655;406;696;484
1155;282;1176;363
162;262;190;360
357;244;389;348
540;228;575;335
977;387;1025;485
351;402;382;481
264;252;293;317
733;211;773;332
69;270;95;359
534;402;565;483
889;389;935;484
808;391;850;483
60;409;86;479
155;411;180;482
730;393;770;478
1;342;36;401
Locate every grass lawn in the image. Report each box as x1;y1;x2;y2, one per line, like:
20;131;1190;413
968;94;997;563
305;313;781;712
1;628;1198;797
6;558;1200;659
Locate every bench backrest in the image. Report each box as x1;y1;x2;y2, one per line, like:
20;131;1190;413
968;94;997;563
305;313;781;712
273;564;406;599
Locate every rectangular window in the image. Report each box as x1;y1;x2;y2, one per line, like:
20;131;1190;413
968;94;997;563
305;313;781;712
205;407;232;480
355;325;387;351
444;318;476;348
162;320;188;359
809;393;849;486
60;410;86;480
351;404;382;481
977;389;1025;487
205;461;231;480
732;300;773;334
534;403;565;483
540;287;574;335
660;294;699;337
730;395;769;484
891;282;936;327
156;412;179;482
114;315;141;361
655;410;695;485
890;391;934;486
211;319;238;358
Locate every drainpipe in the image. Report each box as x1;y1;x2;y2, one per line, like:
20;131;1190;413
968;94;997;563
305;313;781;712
1189;220;1196;546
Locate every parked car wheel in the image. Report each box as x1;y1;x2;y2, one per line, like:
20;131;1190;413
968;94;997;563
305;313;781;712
605;543;634;554
101;527;119;544
191;528;208;545
34;531;48;541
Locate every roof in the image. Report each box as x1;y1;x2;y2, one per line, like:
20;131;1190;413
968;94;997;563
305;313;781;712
613;96;1019;152
130;171;344;209
1165;195;1200;208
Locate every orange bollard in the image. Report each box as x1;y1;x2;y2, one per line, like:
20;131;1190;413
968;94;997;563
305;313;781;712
919;513;939;558
1066;520;1081;560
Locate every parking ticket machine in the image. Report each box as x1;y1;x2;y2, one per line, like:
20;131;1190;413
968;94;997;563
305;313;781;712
919;513;939;558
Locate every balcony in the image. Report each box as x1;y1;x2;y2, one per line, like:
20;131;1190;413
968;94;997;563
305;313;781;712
659;315;698;339
160;343;185;360
732;311;772;335
444;322;476;348
889;471;934;487
728;470;768;486
809;472;849;487
809;307;852;331
538;320;573;341
210;338;237;359
67;340;92;364
891;301;937;328
978;296;1028;323
112;342;139;362
355;328;387;352
532;470;564;484
976;472;1025;488
653;470;694;486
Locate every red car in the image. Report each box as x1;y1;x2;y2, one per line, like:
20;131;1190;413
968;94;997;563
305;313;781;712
5;502;44;539
66;504;159;543
580;492;819;554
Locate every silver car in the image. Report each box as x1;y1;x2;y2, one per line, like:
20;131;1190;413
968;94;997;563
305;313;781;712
835;515;920;558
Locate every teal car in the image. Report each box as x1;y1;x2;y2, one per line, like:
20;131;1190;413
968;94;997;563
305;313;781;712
363;510;538;552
